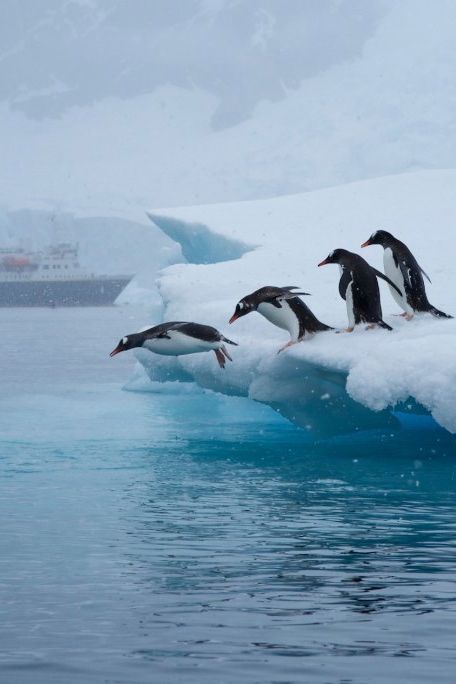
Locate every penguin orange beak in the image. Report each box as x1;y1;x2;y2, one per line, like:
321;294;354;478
109;346;122;357
361;239;372;248
317;258;330;267
229;313;239;324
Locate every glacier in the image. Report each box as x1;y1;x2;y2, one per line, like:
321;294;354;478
135;170;456;437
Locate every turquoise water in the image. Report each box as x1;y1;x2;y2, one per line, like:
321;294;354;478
1;308;456;683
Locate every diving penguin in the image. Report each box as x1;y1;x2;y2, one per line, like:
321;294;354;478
110;321;238;368
361;230;452;320
229;286;332;352
318;249;403;332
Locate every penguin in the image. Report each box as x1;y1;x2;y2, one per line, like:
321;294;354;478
361;230;452;320
317;249;403;332
229;285;332;352
110;321;238;368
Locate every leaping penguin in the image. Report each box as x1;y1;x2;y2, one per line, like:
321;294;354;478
318;249;402;332
361;230;452;320
229;286;332;352
110;321;238;368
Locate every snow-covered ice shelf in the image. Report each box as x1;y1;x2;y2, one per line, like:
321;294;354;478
140;171;456;436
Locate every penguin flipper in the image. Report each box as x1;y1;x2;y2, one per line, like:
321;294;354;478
281;291;311;298
338;269;352;300
268;291;311;308
372;268;403;298
279;287;311;298
420;267;432;284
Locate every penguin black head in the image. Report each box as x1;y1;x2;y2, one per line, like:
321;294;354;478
361;230;395;248
318;249;352;267
229;297;255;324
110;333;142;357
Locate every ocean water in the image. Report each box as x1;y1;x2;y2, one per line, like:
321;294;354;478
1;307;456;684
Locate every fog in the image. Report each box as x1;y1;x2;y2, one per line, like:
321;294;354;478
2;10;456;679
1;1;384;126
1;0;456;211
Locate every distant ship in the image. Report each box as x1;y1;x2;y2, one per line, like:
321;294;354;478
0;243;133;306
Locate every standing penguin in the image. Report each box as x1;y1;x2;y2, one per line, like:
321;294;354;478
229;286;332;352
318;249;402;332
361;230;452;320
110;321;237;368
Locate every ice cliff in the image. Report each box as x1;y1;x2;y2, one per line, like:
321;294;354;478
139;171;456;436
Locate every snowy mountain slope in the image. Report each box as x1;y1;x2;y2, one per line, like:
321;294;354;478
139;171;456;435
0;1;383;124
3;1;456;210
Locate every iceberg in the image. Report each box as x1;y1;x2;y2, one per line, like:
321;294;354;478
139;170;456;437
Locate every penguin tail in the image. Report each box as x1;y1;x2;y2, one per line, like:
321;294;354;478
222;336;238;346
307;321;333;333
377;320;393;331
316;322;334;332
428;306;453;319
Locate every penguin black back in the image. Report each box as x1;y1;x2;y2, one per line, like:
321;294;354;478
229;285;331;338
362;230;452;319
318;249;402;331
286;297;332;336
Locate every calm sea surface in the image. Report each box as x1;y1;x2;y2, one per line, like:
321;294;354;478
1;307;455;683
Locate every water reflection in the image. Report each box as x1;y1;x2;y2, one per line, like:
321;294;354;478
119;421;456;682
1;386;456;683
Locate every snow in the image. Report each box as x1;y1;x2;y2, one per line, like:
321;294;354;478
3;1;456;211
139;170;456;436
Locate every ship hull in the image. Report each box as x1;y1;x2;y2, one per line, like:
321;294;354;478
0;277;132;307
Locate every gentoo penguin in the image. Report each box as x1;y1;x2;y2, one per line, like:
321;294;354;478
361;230;452;320
110;321;238;368
229;285;332;352
318;249;403;332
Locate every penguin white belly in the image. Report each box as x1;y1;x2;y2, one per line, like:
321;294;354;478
345;281;356;328
144;331;218;356
257;301;300;340
383;248;412;313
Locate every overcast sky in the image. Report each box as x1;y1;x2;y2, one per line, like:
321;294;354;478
0;0;387;128
2;0;455;210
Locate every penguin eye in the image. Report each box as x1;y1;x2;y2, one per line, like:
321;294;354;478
122;336;128;345
238;302;244;310
329;250;335;258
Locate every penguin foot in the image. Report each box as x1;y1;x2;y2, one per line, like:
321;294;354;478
214;349;226;368
336;327;354;334
277;340;296;354
221;344;233;362
393;312;414;320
